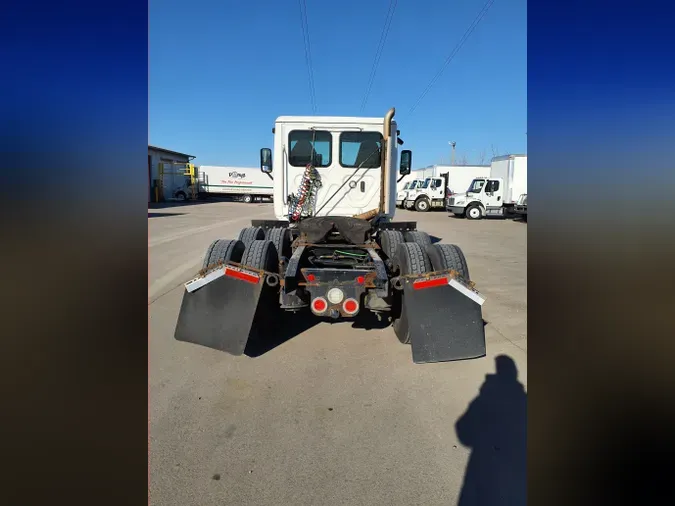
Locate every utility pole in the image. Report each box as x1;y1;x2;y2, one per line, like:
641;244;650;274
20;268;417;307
449;141;456;165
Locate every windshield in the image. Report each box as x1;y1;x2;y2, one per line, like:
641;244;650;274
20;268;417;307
410;180;419;189
421;178;432;189
403;182;410;190
468;179;486;193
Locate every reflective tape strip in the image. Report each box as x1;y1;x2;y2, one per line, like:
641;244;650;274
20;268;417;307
184;266;261;293
224;267;260;284
185;268;225;293
448;278;485;306
412;276;448;290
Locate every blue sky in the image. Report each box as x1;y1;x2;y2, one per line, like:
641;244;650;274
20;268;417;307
149;0;526;168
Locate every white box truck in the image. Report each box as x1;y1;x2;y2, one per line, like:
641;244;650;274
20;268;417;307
402;165;490;212
196;166;274;203
447;155;527;219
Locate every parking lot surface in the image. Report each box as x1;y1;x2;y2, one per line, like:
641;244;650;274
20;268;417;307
149;201;527;506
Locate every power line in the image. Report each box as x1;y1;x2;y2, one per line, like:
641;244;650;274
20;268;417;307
298;0;317;114
360;0;398;113
407;0;495;116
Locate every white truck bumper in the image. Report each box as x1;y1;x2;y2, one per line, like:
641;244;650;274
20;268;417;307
448;206;466;215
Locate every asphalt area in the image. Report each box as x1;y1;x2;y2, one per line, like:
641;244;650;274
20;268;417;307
149;200;527;506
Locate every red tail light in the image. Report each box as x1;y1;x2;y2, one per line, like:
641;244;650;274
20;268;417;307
342;298;359;315
311;297;328;314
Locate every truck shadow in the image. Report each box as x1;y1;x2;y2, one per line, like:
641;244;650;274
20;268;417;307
244;308;319;357
455;354;527;506
148;212;186;218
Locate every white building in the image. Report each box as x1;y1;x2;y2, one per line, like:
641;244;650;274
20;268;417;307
148;145;195;203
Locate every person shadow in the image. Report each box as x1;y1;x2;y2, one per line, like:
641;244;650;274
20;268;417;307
455;355;527;506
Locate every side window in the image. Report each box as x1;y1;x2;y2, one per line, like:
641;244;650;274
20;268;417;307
288;130;332;167
486;180;500;192
433;178;443;189
339;132;383;168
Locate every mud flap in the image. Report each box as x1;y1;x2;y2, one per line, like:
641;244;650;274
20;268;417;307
403;276;486;363
173;266;266;356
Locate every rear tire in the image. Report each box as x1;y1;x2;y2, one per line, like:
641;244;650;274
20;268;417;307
392;242;432;344
238;226;265;246
425;243;470;281
202;239;246;271
242;194;253;203
378;230;405;268
404;230;432;248
414;198;430;212
267;227;291;264
241;240;278;272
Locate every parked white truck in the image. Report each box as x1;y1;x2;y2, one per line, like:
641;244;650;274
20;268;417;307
403;165;490;212
195;165;274;203
447;154;527;219
396;178;424;208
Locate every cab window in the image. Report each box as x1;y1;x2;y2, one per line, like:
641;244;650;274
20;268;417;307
339;132;383;168
288;130;332;167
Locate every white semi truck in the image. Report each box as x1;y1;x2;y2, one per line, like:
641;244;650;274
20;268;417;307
173;107;487;364
403;165;490;212
195;165;274;203
447;154;527;219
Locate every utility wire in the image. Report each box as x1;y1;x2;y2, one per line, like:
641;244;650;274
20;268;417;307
407;0;495;116
360;0;398;113
298;0;317;114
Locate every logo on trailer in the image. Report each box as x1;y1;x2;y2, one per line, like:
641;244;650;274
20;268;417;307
229;171;246;179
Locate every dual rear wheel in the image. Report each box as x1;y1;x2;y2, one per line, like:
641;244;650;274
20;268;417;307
391;241;471;345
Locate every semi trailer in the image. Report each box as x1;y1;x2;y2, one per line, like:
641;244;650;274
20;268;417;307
173;108;487;364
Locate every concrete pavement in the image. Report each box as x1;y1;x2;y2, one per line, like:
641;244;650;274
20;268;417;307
149;201;527;506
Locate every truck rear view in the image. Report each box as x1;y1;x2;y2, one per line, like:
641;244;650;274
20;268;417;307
173;108;487;364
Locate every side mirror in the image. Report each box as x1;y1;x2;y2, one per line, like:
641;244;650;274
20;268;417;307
260;148;272;173
399;150;412;176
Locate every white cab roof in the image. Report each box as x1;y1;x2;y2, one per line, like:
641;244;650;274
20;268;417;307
275;115;393;127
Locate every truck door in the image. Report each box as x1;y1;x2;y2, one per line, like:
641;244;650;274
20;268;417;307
483;179;503;208
281;124;383;217
431;177;444;205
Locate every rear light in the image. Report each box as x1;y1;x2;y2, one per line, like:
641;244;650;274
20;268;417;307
311;297;328;314
342;298;359;315
356;276;365;284
306;273;316;282
326;287;344;304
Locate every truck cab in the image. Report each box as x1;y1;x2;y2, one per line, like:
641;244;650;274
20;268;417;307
260;114;411;221
396;178;424;208
403;175;448;212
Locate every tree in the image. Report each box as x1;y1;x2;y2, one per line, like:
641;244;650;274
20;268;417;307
477;149;487;165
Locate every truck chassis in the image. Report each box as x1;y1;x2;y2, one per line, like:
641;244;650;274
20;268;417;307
174;216;486;364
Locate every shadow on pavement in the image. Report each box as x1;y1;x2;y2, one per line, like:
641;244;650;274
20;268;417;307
455;354;527;506
244;308;319;357
148;212;186;218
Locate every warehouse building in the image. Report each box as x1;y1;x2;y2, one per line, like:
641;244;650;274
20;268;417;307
148;145;195;203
